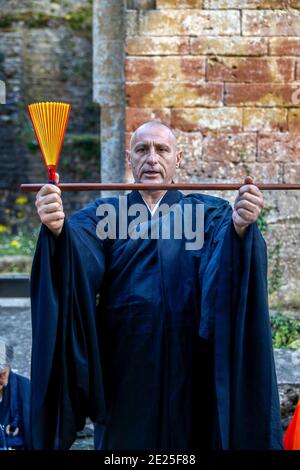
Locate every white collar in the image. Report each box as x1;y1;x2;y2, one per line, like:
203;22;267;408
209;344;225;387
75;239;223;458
142;195;164;216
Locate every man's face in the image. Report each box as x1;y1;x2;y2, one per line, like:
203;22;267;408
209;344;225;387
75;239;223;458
0;367;10;391
127;124;182;184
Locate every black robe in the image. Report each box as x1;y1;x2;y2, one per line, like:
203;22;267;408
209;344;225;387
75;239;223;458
30;190;283;450
0;371;31;449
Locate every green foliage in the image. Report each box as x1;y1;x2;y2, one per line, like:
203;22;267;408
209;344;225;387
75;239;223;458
21;127;100;181
0;228;39;257
25;126;100;158
0;2;92;36
85;103;100;130
0;15;15;28
257;208;270;234
268;242;283;295
238;148;251;178
20;12;51;28
0;12;52;29
65;134;100;161
0;193;32;236
64;4;92;37
255;209;283;297
271;313;300;349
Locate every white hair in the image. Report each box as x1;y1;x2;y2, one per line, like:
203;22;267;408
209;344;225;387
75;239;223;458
0;337;14;368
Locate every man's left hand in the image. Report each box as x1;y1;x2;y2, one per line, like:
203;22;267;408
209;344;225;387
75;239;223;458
233;176;264;238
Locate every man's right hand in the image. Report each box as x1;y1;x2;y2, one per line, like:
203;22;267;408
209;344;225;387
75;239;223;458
35;173;65;237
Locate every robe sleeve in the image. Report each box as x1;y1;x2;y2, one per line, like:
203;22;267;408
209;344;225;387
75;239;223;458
30;200;106;449
199;202;283;450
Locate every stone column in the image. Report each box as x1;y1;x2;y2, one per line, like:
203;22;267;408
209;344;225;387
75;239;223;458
93;0;125;185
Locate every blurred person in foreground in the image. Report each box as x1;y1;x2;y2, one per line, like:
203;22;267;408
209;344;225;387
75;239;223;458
0;338;31;449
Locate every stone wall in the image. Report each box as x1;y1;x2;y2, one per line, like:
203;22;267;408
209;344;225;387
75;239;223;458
0;0;100;232
1;0;299;309
124;0;300;309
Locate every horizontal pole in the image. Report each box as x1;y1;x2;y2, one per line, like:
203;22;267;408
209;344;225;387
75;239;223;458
20;183;300;192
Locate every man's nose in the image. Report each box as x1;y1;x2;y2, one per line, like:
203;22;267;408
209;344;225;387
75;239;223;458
147;146;158;165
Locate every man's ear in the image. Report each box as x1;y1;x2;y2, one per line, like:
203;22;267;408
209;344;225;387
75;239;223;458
126;150;131;167
176;150;183;168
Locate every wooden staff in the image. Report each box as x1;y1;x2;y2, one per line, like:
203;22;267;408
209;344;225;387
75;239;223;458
20;183;300;192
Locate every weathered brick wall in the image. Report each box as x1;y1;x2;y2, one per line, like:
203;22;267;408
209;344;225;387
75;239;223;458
125;0;300;308
0;0;100;230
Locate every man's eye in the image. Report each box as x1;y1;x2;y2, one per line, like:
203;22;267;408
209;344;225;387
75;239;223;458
137;147;146;152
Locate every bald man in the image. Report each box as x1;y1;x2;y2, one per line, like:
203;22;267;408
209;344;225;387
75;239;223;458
30;121;283;450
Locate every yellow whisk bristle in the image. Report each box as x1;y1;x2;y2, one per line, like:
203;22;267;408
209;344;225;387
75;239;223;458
28;102;71;181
